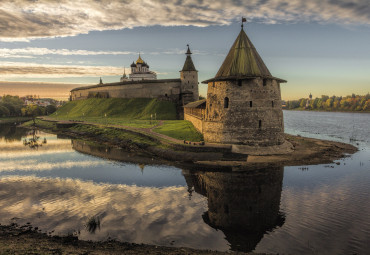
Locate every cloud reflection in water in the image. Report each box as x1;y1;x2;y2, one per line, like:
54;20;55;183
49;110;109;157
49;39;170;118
0;176;228;250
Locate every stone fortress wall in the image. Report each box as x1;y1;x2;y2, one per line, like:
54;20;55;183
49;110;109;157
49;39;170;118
184;112;203;133
70;46;199;106
70;79;182;102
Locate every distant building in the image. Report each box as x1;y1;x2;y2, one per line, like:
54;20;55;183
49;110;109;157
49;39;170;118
129;54;157;81
24;99;51;107
184;21;288;150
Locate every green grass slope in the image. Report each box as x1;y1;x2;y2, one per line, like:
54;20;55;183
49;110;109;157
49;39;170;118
53;98;177;120
153;120;204;142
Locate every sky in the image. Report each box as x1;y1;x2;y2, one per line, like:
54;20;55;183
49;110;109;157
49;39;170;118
0;0;369;100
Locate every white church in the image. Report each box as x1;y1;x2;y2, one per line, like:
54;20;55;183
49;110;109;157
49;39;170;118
120;54;157;82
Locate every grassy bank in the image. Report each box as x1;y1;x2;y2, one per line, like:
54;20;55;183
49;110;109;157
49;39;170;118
52;98;177;120
23;119;159;147
154;120;203;142
46;98;203;141
0;117;32;124
22;119;57;129
69;124;159;147
57;117;159;128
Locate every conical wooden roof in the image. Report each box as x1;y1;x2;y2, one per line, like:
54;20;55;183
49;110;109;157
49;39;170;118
181;45;197;71
215;28;271;79
182;56;196;71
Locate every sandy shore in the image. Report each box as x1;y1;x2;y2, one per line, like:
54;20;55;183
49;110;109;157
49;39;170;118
0;224;267;255
194;134;358;169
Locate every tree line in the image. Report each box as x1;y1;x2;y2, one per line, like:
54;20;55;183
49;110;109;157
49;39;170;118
0;95;57;118
284;93;370;112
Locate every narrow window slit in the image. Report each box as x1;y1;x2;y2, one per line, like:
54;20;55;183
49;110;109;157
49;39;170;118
224;97;229;108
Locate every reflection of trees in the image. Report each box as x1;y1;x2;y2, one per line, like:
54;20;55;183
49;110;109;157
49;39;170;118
182;167;285;252
23;128;47;149
85;215;101;234
0;124;29;142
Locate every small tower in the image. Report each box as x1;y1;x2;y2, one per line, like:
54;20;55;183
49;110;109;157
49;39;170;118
180;44;199;105
120;67;129;82
99;77;103;84
201;19;287;147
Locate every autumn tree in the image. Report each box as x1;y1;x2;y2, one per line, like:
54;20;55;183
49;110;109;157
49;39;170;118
21;105;45;124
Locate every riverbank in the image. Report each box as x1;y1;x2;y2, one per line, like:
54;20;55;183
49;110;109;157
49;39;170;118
21;118;358;169
0;223;266;255
0;117;31;124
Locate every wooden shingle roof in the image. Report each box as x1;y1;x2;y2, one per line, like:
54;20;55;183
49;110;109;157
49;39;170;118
202;27;286;83
217;28;271;78
181;45;197;72
183;99;206;108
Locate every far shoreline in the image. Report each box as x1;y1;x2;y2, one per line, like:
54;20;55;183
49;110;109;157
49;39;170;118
283;109;370;114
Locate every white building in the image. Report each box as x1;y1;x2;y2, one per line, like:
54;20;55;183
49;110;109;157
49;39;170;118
129;54;157;81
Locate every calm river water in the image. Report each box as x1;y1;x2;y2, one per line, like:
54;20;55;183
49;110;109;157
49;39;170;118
0;111;369;254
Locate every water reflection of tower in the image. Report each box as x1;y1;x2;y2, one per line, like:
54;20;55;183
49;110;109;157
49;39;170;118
182;167;285;252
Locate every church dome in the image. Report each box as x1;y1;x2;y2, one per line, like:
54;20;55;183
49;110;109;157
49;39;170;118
136;54;144;64
130;61;136;67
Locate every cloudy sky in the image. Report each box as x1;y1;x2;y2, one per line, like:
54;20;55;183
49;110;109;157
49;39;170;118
0;0;369;100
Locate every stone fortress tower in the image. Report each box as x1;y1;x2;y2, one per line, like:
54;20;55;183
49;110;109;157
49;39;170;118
201;20;287;148
180;45;199;105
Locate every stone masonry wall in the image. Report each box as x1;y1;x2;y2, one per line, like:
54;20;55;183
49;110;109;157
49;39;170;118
184;113;203;133
71;80;181;102
203;78;284;146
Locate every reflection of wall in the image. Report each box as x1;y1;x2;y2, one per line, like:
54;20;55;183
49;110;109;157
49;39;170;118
71;140;157;165
183;167;285;252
